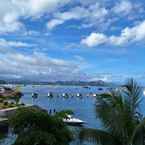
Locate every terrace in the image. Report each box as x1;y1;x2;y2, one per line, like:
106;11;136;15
0;86;24;113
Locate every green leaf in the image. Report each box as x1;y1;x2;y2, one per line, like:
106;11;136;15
55;110;74;119
131;118;145;145
9;107;73;145
79;128;119;145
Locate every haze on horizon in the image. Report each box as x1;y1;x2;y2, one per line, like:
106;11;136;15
0;0;145;83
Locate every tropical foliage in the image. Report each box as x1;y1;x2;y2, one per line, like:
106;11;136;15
55;110;74;119
80;79;145;145
9;106;73;145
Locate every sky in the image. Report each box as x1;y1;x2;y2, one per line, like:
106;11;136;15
0;0;145;82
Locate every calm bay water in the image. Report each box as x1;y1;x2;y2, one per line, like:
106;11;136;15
0;85;145;145
21;85;104;129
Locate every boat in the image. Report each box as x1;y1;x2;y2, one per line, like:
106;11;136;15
62;93;68;97
93;93;97;97
83;86;90;89
32;93;38;98
76;93;82;97
47;92;53;97
63;115;85;125
143;90;145;96
98;87;103;91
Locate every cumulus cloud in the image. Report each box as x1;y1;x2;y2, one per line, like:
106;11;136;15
12;0;70;17
47;19;64;30
0;39;34;48
0;0;143;33
89;73;115;82
0;0;145;81
81;33;107;47
0;12;24;33
81;20;145;47
47;3;108;29
0;49;88;81
0;0;70;33
89;73;142;83
112;0;133;15
46;0;144;30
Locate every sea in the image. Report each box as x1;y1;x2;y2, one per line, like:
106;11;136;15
0;85;145;145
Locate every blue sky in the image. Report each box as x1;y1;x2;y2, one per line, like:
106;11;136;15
0;0;145;82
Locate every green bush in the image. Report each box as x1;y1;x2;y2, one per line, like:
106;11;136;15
9;107;73;145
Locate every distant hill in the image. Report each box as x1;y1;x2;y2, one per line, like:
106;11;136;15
0;80;7;84
0;80;116;86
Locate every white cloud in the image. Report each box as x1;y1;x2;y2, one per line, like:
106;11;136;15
0;12;24;33
112;0;133;15
0;39;33;48
47;4;108;29
47;6;89;29
81;20;145;47
89;73;113;82
0;47;88;81
89;73;138;83
12;0;70;17
47;19;64;30
81;33;107;47
0;0;70;33
0;0;143;33
112;0;144;20
46;0;144;30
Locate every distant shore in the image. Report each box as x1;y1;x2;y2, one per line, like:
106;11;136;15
0;80;117;87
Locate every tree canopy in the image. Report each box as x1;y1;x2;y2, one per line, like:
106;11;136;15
80;79;145;145
9;106;73;145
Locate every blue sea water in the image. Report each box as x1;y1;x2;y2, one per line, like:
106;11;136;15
21;85;104;129
0;85;145;145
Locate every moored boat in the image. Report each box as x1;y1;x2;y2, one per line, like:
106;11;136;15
48;92;53;97
63;115;85;125
93;93;97;97
98;88;103;91
143;90;145;96
32;92;38;98
76;93;82;97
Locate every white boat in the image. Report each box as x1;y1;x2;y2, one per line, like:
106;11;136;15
48;92;53;97
32;92;38;98
93;93;97;97
63;115;85;125
76;93;81;97
62;93;65;97
62;93;68;97
143;90;145;96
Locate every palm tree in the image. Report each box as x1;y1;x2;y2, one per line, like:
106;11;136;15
9;106;73;145
80;79;145;145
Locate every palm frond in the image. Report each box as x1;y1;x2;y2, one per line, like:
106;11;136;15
13;130;57;145
79;128;120;145
123;79;142;116
130;118;145;145
96;91;129;137
89;79;144;145
96;80;141;140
